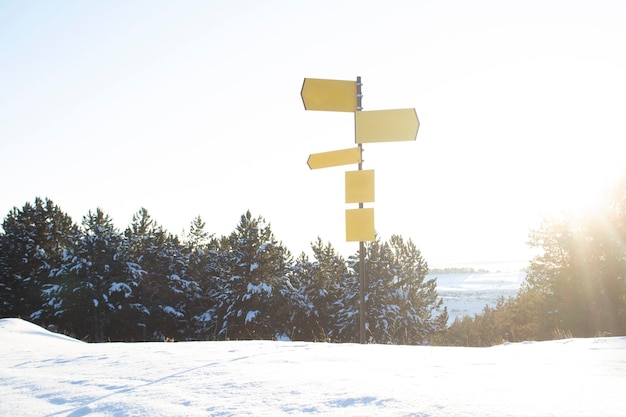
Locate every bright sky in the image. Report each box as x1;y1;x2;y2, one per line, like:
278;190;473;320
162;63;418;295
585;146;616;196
1;0;625;269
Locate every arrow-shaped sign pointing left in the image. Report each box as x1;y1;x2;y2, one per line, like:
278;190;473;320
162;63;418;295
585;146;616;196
301;78;357;112
307;147;362;170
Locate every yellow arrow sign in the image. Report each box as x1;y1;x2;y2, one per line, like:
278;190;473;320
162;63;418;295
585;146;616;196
301;78;357;112
355;108;419;143
346;208;375;242
307;147;361;170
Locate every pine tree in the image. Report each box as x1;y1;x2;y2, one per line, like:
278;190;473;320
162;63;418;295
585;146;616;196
0;198;77;322
332;250;360;343
124;209;199;340
525;189;626;338
48;208;143;341
122;208;164;340
214;211;292;340
178;215;214;340
289;238;351;341
349;235;447;345
440;171;626;345
185;216;210;249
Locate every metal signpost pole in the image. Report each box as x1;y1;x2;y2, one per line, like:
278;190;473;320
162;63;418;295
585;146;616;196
356;76;366;344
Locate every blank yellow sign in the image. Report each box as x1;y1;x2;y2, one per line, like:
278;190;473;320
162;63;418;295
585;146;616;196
307;147;361;170
301;78;357;112
346;208;375;242
355;108;419;143
345;170;375;203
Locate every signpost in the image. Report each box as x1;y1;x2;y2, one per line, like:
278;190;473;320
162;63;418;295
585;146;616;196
301;76;418;344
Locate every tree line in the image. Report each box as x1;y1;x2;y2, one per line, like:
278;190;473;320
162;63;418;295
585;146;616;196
0;199;447;343
444;174;626;346
3;172;625;346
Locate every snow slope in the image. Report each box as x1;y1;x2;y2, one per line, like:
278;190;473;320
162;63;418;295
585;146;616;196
1;318;624;416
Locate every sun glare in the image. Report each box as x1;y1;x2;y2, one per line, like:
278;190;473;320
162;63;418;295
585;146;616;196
541;161;623;221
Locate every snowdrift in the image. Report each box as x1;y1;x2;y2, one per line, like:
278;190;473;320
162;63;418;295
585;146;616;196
1;318;624;416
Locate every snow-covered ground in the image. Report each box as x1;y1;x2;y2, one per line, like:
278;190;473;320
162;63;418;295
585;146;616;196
1;318;624;416
431;271;526;323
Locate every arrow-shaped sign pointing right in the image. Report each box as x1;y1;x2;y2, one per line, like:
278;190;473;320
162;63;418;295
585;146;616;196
355;108;419;143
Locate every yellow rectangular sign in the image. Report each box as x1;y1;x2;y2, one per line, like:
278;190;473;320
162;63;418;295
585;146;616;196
301;78;357;112
307;147;361;170
355;108;419;143
345;170;375;203
346;208;375;242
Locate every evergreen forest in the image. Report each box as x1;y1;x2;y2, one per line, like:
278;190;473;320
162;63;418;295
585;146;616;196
2;172;625;345
0;201;446;343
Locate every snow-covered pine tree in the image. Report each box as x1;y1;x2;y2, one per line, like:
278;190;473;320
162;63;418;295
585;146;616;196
0;198;77;323
48;208;144;342
214;211;292;340
289;238;350;342
333;250;360;342
123;208;166;340
181;216;220;340
350;235;448;345
124;209;201;341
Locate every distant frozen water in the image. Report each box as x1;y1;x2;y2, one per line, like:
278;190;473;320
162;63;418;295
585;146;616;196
429;271;526;323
